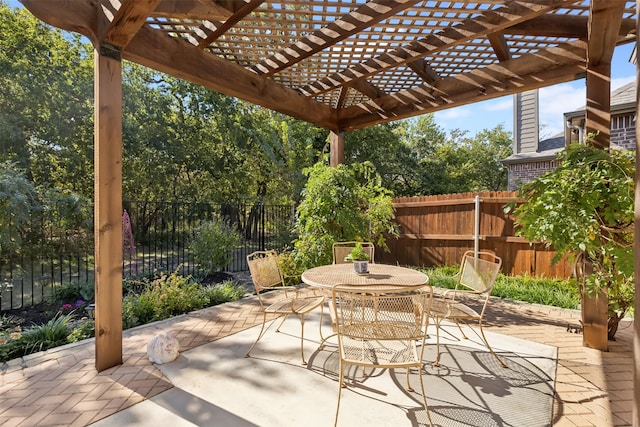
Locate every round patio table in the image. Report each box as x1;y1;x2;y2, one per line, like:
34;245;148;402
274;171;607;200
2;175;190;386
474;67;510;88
301;263;428;290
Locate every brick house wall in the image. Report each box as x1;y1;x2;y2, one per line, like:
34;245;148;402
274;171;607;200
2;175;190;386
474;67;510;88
504;82;636;191
506;159;561;191
611;113;636;150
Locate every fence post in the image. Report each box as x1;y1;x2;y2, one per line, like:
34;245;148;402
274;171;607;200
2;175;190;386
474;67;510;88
260;203;266;251
474;195;481;258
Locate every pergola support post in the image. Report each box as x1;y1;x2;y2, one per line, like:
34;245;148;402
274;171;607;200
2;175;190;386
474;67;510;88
329;130;345;167
94;44;123;372
633;4;640;424
584;63;612;148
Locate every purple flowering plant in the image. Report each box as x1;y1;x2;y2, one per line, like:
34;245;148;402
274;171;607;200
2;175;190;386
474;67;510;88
60;300;86;314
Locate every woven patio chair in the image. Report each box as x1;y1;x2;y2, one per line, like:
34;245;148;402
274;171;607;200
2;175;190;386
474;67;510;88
245;250;325;365
430;250;506;368
331;284;434;427
332;241;375;264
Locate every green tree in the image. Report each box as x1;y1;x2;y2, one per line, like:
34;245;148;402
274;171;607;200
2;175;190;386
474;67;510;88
0;3;94;196
404;122;511;195
509;144;634;339
460;125;512;191
293;161;398;268
345;122;420;197
0;162;40;253
189;218;241;275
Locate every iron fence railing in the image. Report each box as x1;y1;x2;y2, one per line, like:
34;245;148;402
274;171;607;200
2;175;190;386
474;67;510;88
0;201;295;312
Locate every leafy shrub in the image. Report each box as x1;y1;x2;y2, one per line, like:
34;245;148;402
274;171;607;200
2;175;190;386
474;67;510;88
190;218;241;275
53;281;94;302
202;280;246;305
67;320;95;343
19;312;74;355
1;271;247;361
294;161;398;268
277;251;303;287
122;293;156;330
122;269;207;329
508;144;634;338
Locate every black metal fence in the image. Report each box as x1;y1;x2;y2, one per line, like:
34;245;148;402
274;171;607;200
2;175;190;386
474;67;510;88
0;201;295;312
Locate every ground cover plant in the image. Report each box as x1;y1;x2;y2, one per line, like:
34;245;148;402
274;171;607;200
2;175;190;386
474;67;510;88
422;265;581;310
0;271;246;362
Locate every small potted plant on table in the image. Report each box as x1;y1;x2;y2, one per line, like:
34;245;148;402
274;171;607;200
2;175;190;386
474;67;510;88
345;243;371;275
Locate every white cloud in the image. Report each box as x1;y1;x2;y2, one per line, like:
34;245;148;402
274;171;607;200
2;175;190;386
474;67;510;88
538;82;586;135
437;107;471;120
485;98;512;112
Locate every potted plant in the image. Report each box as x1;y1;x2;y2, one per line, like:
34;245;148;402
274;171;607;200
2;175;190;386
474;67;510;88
345;243;371;275
507;143;634;350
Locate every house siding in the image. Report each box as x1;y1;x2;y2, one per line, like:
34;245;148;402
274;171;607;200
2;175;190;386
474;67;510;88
513;91;539;153
506;82;636;191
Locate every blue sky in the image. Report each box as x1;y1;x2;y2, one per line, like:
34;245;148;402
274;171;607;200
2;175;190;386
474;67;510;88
8;0;637;138
434;43;637;137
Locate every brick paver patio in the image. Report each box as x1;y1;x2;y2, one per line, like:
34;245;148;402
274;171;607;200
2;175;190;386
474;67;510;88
0;284;633;426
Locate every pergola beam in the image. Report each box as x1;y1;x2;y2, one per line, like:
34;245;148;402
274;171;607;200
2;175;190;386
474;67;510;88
487;32;511;62
100;0;161;49
349;78;387;100
151;0;236;21
407;59;441;84
123;26;337;130
196;0;265;48
339;41;587;130
505;14;636;39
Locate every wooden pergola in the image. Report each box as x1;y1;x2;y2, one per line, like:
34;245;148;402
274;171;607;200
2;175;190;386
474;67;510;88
18;0;639;415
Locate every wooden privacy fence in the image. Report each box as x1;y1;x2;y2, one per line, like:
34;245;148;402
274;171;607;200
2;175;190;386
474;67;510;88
377;192;573;278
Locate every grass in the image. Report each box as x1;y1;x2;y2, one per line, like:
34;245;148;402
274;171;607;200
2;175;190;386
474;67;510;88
421;266;581;310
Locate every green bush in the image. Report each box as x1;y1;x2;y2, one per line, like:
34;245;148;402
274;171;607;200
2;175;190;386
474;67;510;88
121;270;246;329
122;293;156;330
67;320;95;342
277;251;303;287
202;280;246;305
294;161;399;268
1;273;247;361
508;144;634;338
53;281;94;302
190;218;241;275
122;269;206;328
19;312;74;356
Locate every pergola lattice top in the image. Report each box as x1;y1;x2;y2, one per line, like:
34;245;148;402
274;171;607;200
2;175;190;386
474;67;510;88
22;0;637;130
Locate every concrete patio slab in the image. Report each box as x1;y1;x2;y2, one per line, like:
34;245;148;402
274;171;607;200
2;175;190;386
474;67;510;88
93;311;557;427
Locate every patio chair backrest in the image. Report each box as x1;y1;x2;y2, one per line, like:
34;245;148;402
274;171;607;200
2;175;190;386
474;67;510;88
247;251;285;293
331;284;432;345
458;251;502;294
332;241;375;264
